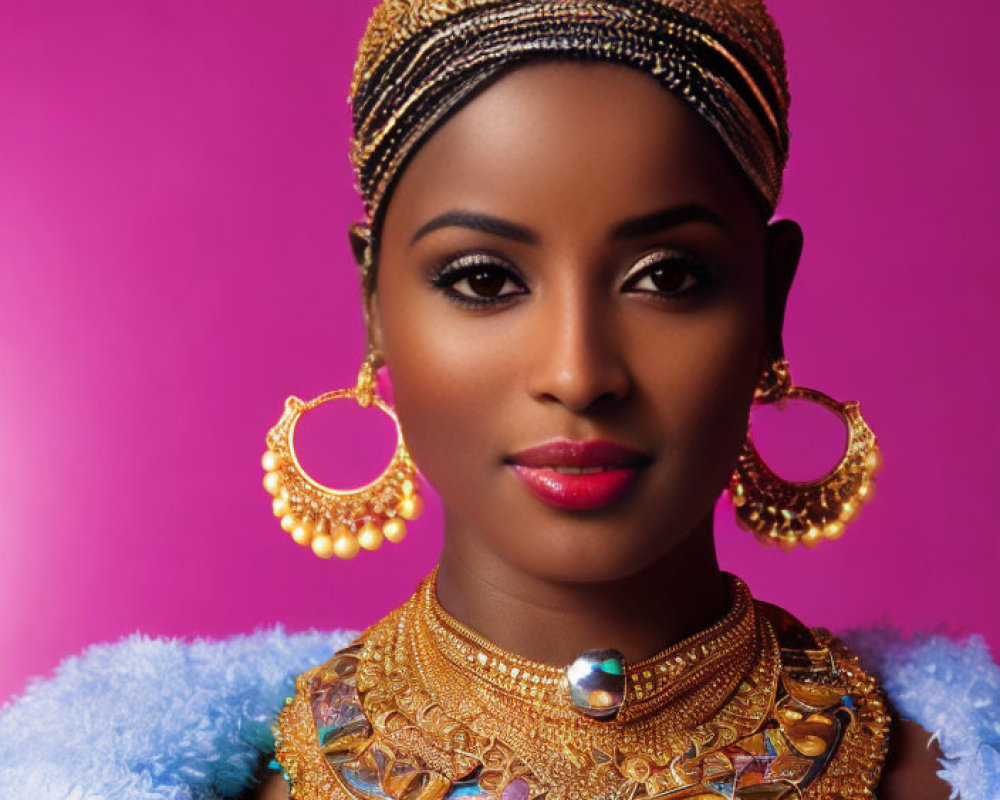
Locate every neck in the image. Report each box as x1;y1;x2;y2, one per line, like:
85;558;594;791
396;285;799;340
435;512;727;666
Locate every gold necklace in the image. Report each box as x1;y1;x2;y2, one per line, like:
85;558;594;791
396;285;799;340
274;570;890;800
399;570;781;798
419;568;762;723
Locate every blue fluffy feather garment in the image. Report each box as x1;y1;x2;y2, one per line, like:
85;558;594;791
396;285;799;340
0;627;996;799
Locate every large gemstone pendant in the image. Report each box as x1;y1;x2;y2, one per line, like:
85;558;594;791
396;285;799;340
566;649;626;720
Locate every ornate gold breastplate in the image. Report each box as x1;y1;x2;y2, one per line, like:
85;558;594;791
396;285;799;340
274;573;888;800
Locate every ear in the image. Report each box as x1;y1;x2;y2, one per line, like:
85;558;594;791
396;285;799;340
347;222;385;367
348;221;370;270
762;218;803;366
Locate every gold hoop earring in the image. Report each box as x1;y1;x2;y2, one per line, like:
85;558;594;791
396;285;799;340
261;358;423;560
728;358;882;551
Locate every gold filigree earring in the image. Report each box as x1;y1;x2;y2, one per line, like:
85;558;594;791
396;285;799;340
261;357;423;560
728;357;882;550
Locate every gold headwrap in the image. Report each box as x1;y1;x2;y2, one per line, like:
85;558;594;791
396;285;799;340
350;0;790;273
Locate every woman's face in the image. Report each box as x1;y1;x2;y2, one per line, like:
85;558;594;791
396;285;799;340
367;61;800;584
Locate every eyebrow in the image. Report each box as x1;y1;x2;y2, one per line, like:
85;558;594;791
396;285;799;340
410;211;538;245
409;203;727;246
611;204;729;238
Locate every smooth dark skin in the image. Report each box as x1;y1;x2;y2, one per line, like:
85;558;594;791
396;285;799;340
248;62;948;800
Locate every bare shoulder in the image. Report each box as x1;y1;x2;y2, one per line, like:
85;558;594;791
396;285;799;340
878;718;952;800
252;771;291;800
239;759;291;800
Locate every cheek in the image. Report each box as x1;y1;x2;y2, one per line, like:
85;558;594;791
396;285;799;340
643;293;764;487
374;279;507;502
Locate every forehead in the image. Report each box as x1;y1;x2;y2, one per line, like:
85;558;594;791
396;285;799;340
382;60;760;238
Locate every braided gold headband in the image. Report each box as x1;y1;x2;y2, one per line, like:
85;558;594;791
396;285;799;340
349;0;790;276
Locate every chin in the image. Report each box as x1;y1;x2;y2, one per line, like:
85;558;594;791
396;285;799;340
496;516;683;585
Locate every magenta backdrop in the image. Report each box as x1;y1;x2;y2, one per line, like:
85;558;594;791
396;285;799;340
2;1;998;703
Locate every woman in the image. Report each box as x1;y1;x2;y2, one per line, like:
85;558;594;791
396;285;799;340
0;1;992;799
250;0;952;798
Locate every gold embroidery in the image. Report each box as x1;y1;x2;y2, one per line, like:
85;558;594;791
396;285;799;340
275;573;889;800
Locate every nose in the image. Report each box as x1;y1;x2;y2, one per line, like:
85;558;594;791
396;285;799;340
525;280;631;413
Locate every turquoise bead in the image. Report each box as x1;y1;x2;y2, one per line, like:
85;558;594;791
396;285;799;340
600;657;624;675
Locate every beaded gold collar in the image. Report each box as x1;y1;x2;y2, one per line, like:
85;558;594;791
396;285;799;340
275;571;889;800
417;569;766;726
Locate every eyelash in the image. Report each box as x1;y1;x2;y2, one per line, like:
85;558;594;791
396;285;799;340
430;252;528;309
429;250;714;309
619;250;715;300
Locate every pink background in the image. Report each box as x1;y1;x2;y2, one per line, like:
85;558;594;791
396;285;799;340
2;1;998;704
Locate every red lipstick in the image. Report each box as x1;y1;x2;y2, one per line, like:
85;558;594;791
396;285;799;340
506;439;651;511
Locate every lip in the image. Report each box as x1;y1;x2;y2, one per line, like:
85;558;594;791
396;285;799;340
506;439;651;511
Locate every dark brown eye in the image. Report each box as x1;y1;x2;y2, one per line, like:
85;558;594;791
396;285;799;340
621;251;712;298
646;264;691;294
465;268;508;297
431;253;527;306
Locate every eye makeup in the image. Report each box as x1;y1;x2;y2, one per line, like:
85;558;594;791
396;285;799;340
429;251;528;309
620;249;717;302
428;247;717;310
